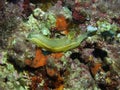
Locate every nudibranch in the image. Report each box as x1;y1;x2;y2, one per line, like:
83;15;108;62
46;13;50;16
27;31;92;52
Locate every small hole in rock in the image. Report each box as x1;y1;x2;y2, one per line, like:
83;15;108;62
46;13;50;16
102;65;110;72
92;48;107;60
70;52;86;64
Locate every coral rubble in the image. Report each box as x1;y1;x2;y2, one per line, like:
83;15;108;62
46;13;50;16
0;0;120;90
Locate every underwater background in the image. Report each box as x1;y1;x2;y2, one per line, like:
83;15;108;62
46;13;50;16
0;0;120;90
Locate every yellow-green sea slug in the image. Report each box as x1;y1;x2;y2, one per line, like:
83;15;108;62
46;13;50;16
27;31;93;52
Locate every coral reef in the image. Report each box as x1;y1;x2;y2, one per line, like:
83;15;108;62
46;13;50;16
0;51;30;90
0;2;22;49
0;0;120;90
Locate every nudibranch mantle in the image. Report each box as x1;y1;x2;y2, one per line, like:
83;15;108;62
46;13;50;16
27;32;91;52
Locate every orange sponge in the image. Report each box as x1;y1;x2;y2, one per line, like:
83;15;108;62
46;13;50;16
25;48;47;68
56;15;68;34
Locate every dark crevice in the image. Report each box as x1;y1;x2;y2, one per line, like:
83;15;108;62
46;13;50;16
98;84;107;90
102;64;110;72
70;52;81;60
92;48;107;60
70;52;87;64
